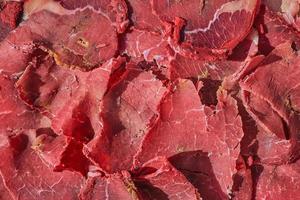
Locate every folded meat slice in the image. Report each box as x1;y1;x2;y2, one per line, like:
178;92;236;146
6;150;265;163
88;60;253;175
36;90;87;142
0;1;23;41
256;160;300;200
132;157;200;200
240;42;300;163
0;133;84;200
254;6;300;55
24;0;128;33
152;0;259;51
84;65;168;173
0;176;13;200
79;172;139;200
134;79;244;197
256;125;292;165
15;55;125;174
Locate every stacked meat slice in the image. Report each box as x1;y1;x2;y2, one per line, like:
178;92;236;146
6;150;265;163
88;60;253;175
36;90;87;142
0;0;299;200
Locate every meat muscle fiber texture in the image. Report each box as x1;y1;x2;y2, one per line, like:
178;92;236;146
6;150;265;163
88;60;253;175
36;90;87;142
0;0;299;200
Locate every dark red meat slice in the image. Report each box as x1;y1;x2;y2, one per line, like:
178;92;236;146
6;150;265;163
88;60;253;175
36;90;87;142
134;79;244;197
0;1;23;41
0;133;84;200
133;157;200;200
169;151;228;200
240;42;300;163
256;160;300;200
84;65;168;173
79;172;139;200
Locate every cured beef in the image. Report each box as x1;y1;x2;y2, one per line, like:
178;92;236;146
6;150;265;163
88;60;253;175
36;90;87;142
1;0;300;199
79;172;139;200
256;160;300;200
0;1;23;41
132;157;200;200
134;80;244;197
0;133;84;200
84;65;168;173
240;42;300;163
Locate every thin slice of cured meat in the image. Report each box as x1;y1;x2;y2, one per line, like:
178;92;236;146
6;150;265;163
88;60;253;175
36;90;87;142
0;175;13;200
256;160;300;200
79;172;139;200
32;133;91;176
126;0;162;32
14;55;125;174
84;65;168;173
0;1;23;41
24;0;129;33
169;29;260;81
132;157;200;200
262;0;300;31
0;5;119;73
168;151;228;200
0;73;40;135
240;41;300;163
0;133;84;200
134;79;244;197
231;156;253;200
256;125;292;165
152;0;260;51
254;6;300;55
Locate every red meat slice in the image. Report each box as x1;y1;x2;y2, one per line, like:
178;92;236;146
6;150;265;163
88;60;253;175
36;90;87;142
134;79;244;197
169;151;228;200
33;133;91;175
0;176;13;200
133;157;200;200
79;172;139;200
126;0;162;32
24;0;128;33
15;55;124;174
0;133;84;200
0;1;23;41
152;0;259;50
256;160;300;200
240;42;300;163
262;0;300;31
254;6;300;55
0;74;40;134
84;65;168;173
256;125;292;165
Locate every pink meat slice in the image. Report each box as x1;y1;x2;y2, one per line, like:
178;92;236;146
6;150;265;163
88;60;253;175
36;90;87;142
152;0;259;51
79;172;139;200
133;157;200;200
134;79;244;197
84;64;168;173
0;133;84;200
240;42;300;162
256;160;300;200
0;1;23;41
